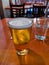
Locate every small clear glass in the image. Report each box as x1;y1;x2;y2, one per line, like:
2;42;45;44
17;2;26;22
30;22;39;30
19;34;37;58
34;17;48;40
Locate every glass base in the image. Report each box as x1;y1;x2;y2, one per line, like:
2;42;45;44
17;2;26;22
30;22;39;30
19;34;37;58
16;49;29;55
17;49;45;65
35;35;46;40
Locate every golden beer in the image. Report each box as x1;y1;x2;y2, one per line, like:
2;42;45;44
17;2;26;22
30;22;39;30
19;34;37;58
12;29;31;45
8;18;32;55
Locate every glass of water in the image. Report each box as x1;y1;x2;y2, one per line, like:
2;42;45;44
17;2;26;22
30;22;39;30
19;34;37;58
34;17;48;40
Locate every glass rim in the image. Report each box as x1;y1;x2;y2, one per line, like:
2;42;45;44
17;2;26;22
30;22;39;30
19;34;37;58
8;18;32;29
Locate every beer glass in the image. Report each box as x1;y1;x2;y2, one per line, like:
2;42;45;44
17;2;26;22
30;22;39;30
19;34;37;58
8;18;32;55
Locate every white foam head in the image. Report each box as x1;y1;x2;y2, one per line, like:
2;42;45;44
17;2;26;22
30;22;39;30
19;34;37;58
8;18;32;29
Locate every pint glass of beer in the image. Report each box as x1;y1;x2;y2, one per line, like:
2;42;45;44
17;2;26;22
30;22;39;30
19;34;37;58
8;18;32;55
